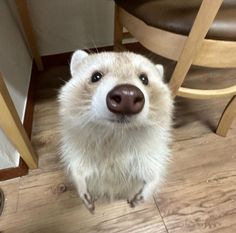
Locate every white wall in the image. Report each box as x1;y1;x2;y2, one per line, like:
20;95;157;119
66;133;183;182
25;0;115;56
0;0;32;169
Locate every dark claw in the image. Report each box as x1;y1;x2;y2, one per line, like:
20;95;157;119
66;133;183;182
128;188;144;208
83;193;95;214
129;201;136;208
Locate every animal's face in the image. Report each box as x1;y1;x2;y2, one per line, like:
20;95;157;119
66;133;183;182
59;50;172;130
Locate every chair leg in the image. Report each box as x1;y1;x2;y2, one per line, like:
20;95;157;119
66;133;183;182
169;0;223;96
15;0;43;71
0;73;38;169
216;96;236;137
0;188;4;216
114;5;124;51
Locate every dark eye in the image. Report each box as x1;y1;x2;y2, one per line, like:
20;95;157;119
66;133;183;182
91;71;103;83
139;73;149;85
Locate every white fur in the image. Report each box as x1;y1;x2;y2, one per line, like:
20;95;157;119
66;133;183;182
70;50;88;76
155;64;164;77
58;50;173;211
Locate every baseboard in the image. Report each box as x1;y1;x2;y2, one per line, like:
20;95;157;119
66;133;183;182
0;63;37;181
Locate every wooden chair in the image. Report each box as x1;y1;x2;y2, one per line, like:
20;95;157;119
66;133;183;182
0;73;37;169
114;0;236;136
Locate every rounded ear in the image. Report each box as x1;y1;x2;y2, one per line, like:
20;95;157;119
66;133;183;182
70;50;88;76
155;64;164;77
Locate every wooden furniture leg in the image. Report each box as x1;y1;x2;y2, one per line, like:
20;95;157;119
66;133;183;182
169;0;223;96
114;5;125;51
0;73;38;169
0;188;4;216
216;96;236;137
15;0;43;71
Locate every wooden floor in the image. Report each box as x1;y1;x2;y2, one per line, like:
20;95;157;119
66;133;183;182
1;47;236;232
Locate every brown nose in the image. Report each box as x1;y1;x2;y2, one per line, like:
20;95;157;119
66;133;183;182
106;84;145;115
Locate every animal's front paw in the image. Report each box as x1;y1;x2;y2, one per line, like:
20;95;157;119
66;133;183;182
80;191;95;214
127;190;144;208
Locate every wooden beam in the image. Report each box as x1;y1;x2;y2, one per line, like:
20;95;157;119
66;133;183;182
178;85;236;99
114;5;124;51
216;96;236;137
169;0;224;96
0;73;38;169
15;0;43;71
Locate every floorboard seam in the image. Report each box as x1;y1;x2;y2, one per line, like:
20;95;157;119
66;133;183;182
153;196;169;233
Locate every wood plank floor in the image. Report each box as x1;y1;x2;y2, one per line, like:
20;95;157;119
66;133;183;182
0;48;236;232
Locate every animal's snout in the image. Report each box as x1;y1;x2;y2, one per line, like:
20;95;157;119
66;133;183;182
106;84;145;115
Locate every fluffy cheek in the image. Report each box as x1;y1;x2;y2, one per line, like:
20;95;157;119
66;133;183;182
148;83;172;125
91;78;117;121
59;78;95;125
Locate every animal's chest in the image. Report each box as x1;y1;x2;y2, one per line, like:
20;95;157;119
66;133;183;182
86;155;144;198
86;151;158;183
93;156;137;182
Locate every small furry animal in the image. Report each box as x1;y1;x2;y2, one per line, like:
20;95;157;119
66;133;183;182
58;50;173;213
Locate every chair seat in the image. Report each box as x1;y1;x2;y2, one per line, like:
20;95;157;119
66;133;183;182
115;0;236;41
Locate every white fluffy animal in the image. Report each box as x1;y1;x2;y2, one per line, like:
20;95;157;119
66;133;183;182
58;50;173;213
